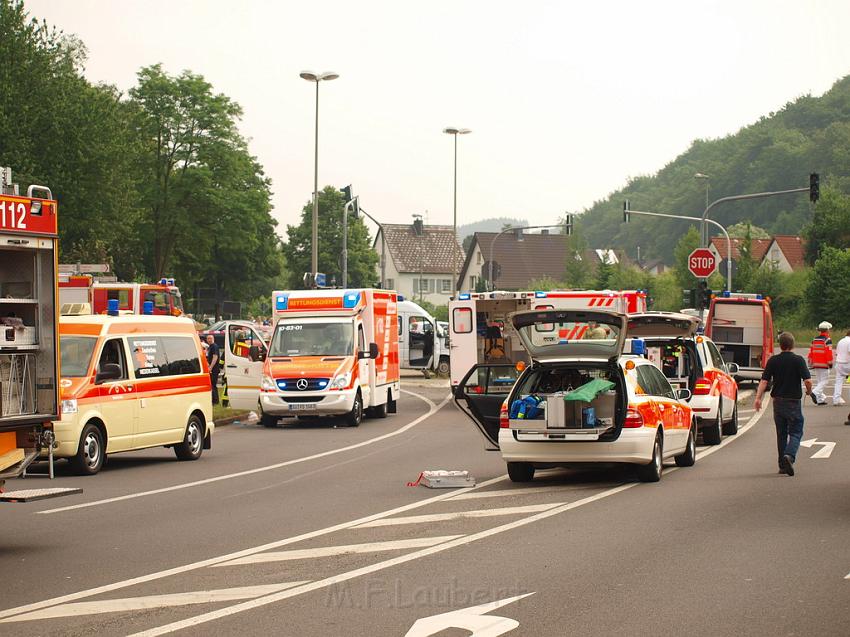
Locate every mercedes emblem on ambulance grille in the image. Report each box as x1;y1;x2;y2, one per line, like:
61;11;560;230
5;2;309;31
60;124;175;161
296;378;309;391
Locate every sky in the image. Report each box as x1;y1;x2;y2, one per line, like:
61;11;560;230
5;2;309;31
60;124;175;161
25;0;850;240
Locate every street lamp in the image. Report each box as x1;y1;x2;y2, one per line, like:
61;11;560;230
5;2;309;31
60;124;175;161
694;172;710;245
301;70;339;285
443;127;471;290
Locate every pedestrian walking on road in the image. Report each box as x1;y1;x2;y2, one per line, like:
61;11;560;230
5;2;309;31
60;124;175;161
206;334;221;405
807;321;833;405
754;332;813;477
831;328;850;406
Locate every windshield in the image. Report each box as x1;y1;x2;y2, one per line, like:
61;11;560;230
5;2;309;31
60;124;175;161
60;336;97;377
270;321;354;357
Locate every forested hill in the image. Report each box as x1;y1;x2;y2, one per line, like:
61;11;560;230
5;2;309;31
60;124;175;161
577;75;850;262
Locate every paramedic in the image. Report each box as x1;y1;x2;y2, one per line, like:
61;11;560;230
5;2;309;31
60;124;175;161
754;332;812;476
832;328;850;407
807;321;832;405
206;334;221;405
585;321;608;339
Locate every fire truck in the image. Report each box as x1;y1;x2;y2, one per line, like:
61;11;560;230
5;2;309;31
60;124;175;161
705;292;775;381
0;168;79;502
59;275;184;316
448;289;648;390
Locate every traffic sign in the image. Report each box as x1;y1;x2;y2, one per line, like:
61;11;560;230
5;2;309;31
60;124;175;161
688;248;717;278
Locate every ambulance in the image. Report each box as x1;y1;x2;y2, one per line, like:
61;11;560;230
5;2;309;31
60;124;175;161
253;289;400;427
704;292;774;381
448;289;648;391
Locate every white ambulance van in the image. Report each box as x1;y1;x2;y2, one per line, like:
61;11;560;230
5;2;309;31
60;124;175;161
255;289;400;427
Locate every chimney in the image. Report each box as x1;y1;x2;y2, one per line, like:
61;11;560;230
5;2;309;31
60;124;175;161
412;214;423;236
541;229;549;235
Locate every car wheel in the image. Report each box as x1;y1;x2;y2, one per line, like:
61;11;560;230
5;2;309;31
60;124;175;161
722;397;739;436
259;405;278;428
675;422;697;467
507;462;535;482
637;433;663;482
437;357;450;376
69;423;105;476
174;414;204;461
346;391;363;427
370;400;388;419
703;400;723;445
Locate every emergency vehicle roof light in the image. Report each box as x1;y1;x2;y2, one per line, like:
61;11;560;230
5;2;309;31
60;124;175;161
535;291;548;298
756;294;763;300
143;301;154;315
275;294;289;311
458;293;471;300
630;338;646;355
397;295;405;301
167;278;175;286
159;278;167;285
107;299;120;316
722;291;731;297
343;292;361;308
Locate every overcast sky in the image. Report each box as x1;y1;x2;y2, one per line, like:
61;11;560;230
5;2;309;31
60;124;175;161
26;0;850;238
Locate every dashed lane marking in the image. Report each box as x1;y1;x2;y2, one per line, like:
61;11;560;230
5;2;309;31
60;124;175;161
212;536;464;567
1;582;309;623
448;486;568;501
38;390;446;515
353;503;565;528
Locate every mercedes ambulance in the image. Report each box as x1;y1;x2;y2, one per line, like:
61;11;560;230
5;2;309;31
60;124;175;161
256;289;400;427
704;292;774;381
448;289;648;391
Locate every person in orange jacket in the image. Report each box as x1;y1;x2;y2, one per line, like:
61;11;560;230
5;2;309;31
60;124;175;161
807;321;833;405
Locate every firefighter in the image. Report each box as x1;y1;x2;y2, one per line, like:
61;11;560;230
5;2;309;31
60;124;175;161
807;321;833;405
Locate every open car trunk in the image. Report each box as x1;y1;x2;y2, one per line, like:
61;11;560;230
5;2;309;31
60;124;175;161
626;312;701;393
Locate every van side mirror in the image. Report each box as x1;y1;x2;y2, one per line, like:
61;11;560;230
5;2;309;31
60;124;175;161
726;362;740;375
359;342;380;359
676;388;692;401
96;363;122;384
249;345;266;362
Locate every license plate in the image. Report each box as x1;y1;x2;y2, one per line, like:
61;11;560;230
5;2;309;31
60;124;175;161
288;403;318;411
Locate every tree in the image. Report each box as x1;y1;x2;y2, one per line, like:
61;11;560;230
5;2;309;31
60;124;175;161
282;186;379;288
727;222;770;239
527;275;562;291
805;185;850;264
673;227;702;290
805;247;850;325
734;225;759;291
563;227;592;288
595;253;615;289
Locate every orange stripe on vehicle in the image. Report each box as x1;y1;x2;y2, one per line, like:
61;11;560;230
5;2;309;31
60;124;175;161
576;326;588;339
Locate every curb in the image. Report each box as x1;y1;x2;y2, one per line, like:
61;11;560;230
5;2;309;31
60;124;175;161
214;411;251;427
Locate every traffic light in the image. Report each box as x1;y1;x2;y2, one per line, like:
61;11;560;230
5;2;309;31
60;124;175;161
809;172;820;203
340;184;360;217
565;213;573;236
697;280;712;310
682;288;696;308
622;199;630;223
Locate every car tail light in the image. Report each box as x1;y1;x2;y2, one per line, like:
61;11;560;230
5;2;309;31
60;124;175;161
499;401;510;428
694;377;712;395
624;407;644;428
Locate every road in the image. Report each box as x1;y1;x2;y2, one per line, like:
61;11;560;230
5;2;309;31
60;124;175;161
0;379;848;636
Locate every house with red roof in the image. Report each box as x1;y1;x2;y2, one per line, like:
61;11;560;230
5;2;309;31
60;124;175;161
708;235;807;273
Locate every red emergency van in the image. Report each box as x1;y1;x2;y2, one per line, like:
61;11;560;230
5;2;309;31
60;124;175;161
704;292;774;381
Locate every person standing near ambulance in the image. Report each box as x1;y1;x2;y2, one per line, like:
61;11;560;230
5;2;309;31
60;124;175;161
807;321;833;405
206;333;221;405
832;328;850;406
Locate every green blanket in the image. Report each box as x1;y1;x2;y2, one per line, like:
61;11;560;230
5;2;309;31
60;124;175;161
563;379;615;402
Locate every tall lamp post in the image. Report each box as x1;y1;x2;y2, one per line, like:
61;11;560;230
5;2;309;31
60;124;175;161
300;70;339;284
443;127;471;290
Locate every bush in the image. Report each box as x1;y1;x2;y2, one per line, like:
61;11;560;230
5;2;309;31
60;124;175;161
805;247;850;325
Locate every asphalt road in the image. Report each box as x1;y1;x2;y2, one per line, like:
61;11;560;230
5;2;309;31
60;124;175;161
0;380;848;636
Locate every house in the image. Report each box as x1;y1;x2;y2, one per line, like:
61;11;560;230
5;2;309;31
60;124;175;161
373;219;465;305
457;231;627;291
708;235;807;273
640;259;667;276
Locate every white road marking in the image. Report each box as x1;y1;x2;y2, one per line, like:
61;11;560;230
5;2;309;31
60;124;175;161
353;503;563;528
404;592;534;637
1;582;308;623
694;398;768;462
212;536;464;567
799;438;836;459
38;390;445;515
0;473;509;622
448;486;566;500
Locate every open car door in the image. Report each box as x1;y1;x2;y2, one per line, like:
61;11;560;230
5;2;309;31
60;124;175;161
453;364;521;450
224;322;268;410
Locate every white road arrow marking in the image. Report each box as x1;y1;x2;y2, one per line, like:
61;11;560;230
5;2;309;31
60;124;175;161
353;503;564;528
404;592;534;637
1;582;309;623
213;535;464;567
799;438;836;459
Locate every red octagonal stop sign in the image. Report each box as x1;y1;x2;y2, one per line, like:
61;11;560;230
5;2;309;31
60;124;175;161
688;248;717;278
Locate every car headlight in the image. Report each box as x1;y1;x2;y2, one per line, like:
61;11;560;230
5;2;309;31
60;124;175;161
61;398;78;414
330;371;352;390
261;375;277;391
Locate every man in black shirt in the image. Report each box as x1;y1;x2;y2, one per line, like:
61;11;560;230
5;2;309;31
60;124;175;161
755;332;813;476
206;334;221;405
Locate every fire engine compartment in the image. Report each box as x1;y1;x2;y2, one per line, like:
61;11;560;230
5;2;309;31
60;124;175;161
710;301;766;368
474;298;532;368
0;240;58;425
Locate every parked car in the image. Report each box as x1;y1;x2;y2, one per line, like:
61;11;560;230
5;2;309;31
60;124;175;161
627;312;739;445
455;309;696;483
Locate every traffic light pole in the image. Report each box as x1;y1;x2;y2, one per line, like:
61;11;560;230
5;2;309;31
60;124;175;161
624;208;733;292
357;206;387;289
342;197;358;288
487;220;572;291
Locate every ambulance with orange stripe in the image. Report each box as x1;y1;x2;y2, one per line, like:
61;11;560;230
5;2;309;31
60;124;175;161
448;289;648;392
53;314;214;475
253;289;400;428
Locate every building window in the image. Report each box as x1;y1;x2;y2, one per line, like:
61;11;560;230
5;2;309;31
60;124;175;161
469;275;477;290
412;278;435;294
441;279;452;293
385;278;395;290
476;251;482;265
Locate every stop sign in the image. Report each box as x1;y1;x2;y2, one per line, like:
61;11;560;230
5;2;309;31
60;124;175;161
688;248;717;278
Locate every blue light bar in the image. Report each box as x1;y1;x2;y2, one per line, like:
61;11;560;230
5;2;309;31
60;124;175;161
277;380;288;389
756;294;763;300
458;293;471;300
318;381;328;388
397;294;406;302
631;338;646;355
535;291;548;298
275;294;289;310
159;278;167;285
343;291;361;308
722;291;731;297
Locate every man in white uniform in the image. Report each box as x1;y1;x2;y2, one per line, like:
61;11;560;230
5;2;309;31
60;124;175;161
832;329;850;406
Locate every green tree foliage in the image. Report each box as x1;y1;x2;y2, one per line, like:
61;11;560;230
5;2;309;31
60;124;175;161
594;254;615;289
733;225;759;291
672;227;702;289
608;263;650;291
805;247;850;325
282;187;379;289
727;222;770;239
563;228;592;288
644;271;681;311
574;75;850;262
805;184;850;263
527;275;561;291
